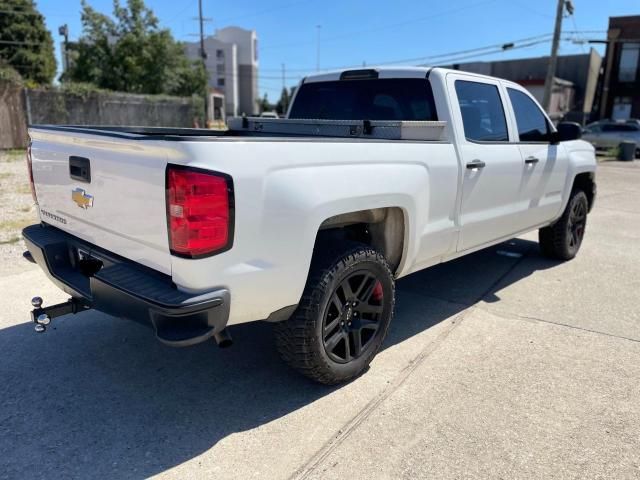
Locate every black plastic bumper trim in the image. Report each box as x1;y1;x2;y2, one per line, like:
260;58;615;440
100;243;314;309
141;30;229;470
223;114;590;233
22;223;230;346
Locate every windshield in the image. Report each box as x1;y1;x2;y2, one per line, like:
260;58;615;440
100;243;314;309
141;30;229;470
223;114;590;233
289;78;438;121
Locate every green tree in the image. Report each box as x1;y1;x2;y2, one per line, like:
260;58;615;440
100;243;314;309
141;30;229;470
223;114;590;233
0;0;56;85
276;87;290;115
66;0;206;96
258;93;274;113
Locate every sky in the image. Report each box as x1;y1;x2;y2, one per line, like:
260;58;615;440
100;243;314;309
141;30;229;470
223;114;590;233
37;0;639;99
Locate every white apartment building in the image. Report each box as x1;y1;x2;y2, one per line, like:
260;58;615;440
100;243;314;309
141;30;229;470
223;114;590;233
184;26;259;118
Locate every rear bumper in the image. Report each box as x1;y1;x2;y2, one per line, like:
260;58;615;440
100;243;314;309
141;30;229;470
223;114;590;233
22;223;229;347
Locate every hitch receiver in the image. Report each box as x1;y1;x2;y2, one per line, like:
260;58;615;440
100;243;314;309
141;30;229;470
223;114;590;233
31;296;91;333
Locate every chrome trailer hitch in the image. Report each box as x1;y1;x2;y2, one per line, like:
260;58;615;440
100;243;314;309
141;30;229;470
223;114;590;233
30;296;91;333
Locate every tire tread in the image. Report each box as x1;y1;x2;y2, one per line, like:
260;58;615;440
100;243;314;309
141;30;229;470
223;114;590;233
274;245;394;385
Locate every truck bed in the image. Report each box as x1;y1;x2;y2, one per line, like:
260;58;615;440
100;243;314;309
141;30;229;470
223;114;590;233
31;117;448;142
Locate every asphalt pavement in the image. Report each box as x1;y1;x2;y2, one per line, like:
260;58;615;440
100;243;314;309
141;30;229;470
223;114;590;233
0;161;638;479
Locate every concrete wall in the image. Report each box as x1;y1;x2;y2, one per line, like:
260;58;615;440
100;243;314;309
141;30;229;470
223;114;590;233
0;86;198;149
0;82;28;149
26;89;196;127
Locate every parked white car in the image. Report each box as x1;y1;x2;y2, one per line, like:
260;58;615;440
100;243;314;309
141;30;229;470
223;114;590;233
24;67;596;384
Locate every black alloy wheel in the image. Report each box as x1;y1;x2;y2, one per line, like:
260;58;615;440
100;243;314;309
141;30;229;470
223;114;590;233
321;271;385;364
567;197;587;251
274;244;395;384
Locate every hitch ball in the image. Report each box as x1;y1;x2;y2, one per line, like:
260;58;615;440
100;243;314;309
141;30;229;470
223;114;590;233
31;297;43;308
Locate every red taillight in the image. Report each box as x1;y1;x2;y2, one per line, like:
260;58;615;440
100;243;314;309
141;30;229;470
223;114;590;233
166;165;233;258
26;144;37;203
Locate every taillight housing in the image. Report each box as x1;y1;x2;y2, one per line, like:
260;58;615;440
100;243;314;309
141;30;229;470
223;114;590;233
26;143;37;203
166;165;234;258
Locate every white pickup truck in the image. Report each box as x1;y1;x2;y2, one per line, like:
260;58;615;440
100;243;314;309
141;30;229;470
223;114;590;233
24;67;596;384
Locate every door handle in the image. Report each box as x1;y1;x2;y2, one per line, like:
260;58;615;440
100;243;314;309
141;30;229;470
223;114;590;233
466;160;486;170
525;156;540;164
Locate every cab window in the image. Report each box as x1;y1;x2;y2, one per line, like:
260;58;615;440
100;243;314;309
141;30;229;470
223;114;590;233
507;88;551;142
288;78;438;121
455;80;508;142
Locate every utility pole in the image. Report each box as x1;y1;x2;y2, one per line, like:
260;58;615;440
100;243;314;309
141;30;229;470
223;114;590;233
198;0;209;126
542;0;570;113
281;63;286;92
316;25;322;72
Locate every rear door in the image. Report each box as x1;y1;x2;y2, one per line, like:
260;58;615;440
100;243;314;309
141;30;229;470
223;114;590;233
447;74;524;251
505;86;570;227
30;128;172;274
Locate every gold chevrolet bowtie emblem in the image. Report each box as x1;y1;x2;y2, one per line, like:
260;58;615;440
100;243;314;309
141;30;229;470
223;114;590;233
72;188;94;209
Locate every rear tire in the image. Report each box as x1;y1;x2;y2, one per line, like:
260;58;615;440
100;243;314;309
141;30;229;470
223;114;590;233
274;244;395;385
539;189;589;261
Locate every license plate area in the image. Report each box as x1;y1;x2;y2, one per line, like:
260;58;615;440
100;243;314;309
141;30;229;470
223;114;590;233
76;248;103;277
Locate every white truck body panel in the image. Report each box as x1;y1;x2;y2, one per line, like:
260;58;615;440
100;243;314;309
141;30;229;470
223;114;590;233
28;67;596;327
31;130;172;274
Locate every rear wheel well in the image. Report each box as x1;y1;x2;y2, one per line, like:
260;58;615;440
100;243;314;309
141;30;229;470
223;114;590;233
572;172;595;211
314;207;405;274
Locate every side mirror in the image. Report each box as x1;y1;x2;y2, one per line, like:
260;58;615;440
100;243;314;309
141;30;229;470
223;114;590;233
554;122;582;143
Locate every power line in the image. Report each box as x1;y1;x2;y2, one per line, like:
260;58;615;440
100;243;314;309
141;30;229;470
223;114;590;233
267;33;555;74
260;29;605;74
261;0;498;51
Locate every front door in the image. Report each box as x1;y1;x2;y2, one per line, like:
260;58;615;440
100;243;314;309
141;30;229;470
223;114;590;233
506;87;570;228
449;76;524;251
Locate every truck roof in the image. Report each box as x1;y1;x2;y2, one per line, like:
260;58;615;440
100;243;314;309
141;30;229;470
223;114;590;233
301;66;514;86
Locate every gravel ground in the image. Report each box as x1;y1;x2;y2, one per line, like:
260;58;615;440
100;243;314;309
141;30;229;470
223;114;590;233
0;150;38;275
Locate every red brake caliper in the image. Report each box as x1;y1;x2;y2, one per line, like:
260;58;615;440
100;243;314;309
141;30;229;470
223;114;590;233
371;280;384;303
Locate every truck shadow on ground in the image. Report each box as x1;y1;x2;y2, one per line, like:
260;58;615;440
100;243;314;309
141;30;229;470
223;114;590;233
0;238;559;479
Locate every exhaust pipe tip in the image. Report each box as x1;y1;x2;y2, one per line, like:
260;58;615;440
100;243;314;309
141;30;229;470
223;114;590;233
213;329;233;348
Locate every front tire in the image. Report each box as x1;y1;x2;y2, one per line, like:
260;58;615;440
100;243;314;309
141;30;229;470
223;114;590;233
539;189;589;260
274;244;395;385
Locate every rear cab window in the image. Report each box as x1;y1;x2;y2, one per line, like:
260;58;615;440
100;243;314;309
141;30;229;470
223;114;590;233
288;78;438;121
454;80;509;142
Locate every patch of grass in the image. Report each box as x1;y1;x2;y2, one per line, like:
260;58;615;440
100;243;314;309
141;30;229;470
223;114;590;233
16;183;32;195
605;147;620;159
0;172;12;180
1;149;26;162
19;205;33;213
0;217;34;233
0;236;21;245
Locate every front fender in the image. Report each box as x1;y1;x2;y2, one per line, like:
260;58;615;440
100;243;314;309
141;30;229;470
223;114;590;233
553;140;597;221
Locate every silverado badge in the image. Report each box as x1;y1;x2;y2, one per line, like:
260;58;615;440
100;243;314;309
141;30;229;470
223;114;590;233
72;188;93;209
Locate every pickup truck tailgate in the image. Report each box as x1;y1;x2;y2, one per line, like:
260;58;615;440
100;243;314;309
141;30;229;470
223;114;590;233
29;128;172;275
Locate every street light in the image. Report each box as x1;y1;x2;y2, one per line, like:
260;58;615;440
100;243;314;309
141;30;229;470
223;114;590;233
58;24;69;75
